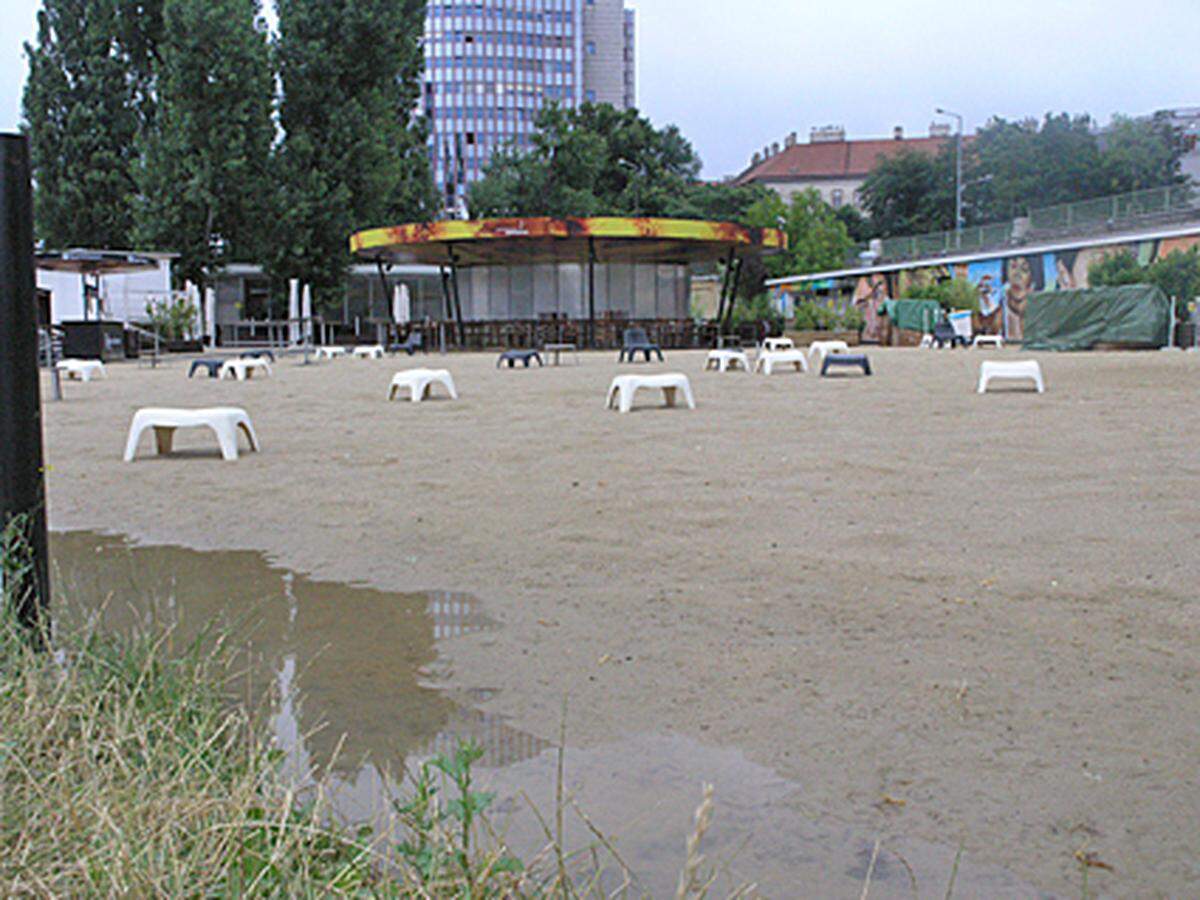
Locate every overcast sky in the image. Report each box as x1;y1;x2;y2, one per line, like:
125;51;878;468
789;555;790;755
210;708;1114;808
3;0;1199;179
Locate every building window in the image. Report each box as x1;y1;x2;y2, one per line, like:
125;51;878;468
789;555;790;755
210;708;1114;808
585;89;596;103
831;189;844;208
586;41;595;55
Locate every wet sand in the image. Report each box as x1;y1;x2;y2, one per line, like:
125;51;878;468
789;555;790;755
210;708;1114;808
42;348;1200;896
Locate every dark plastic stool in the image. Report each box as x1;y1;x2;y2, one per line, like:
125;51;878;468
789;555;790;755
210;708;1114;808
189;359;224;379
497;349;543;369
821;354;872;377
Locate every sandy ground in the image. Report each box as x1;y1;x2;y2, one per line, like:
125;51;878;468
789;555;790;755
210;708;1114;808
40;347;1200;896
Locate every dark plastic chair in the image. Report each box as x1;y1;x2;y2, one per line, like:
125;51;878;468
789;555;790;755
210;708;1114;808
240;350;275;363
189;359;224;379
821;354;872;377
390;333;424;356
497;349;543;369
619;327;664;363
932;321;965;349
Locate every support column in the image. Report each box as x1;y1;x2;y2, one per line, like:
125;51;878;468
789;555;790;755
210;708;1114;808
301;284;313;344
587;238;597;349
204;286;217;347
447;250;465;347
288;279;300;345
715;248;735;329
0;134;50;633
722;255;744;334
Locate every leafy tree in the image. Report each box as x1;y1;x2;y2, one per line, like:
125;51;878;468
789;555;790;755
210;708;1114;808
273;0;437;303
1146;248;1200;302
1087;249;1144;287
966;114;1104;222
663;180;775;223
860;111;1190;239
1089;247;1200;318
858;149;954;237
740;188;853;299
834;204;874;243
133;0;275;290
1099;114;1187;195
469;103;710;219
22;0;162;248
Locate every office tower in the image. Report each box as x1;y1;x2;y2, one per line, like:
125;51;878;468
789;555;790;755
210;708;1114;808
423;0;636;212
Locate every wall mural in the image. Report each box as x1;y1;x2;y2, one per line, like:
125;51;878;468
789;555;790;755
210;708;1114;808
847;233;1200;340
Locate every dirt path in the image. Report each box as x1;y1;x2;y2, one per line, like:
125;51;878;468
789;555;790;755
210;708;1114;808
42;348;1200;895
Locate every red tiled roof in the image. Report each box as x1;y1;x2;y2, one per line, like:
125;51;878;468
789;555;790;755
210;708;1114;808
735;136;951;184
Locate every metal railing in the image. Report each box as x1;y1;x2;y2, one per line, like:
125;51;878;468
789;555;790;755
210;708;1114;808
862;183;1199;265
1027;184;1196;232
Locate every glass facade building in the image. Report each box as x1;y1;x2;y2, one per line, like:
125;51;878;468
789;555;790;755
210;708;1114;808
423;0;636;212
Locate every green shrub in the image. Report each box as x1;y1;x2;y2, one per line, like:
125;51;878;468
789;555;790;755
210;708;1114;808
144;294;198;341
731;293;784;329
792;301;862;332
902;279;980;312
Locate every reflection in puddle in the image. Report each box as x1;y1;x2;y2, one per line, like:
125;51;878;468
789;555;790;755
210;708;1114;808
50;532;546;791
51;532;1041;896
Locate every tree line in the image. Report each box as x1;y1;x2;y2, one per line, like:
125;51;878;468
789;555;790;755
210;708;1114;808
853;113;1189;241
22;0;436;307
24;2;1193;301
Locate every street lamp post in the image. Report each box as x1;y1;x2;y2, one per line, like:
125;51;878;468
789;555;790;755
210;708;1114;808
936;108;964;247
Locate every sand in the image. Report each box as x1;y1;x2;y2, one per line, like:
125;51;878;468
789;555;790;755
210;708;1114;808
41;347;1200;896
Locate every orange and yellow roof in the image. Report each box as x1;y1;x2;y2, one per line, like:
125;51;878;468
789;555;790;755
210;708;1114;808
350;217;786;267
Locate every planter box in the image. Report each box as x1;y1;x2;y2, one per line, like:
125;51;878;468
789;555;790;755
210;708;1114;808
784;329;861;346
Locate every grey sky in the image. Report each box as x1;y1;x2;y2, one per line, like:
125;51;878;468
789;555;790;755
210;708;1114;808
3;0;1199;179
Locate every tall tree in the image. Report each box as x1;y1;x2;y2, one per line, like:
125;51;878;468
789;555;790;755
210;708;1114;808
858;149;954;237
22;0;162;248
468;103;715;219
966;113;1104;221
273;0;436;301
1099;114;1187;195
740;189;853;298
133;0;275;289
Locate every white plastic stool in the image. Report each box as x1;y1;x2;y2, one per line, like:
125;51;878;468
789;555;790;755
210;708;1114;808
705;349;750;373
57;359;107;382
606;374;695;413
388;369;458;402
973;335;1005;349
761;337;795;353
353;345;385;359
315;346;347;360
808;341;850;367
755;349;809;375
978;360;1045;394
124;407;259;462
220;359;272;381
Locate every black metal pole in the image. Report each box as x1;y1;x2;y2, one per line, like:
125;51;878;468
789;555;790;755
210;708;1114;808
715;248;735;329
0;134;50;633
587;238;596;349
447;250;465;347
723;255;744;334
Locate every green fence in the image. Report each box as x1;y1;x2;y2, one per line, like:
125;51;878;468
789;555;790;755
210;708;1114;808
863;184;1198;265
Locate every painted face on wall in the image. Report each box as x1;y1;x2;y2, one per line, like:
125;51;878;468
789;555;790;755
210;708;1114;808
1055;258;1076;290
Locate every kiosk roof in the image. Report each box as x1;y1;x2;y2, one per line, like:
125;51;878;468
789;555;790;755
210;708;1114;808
350;217;787;267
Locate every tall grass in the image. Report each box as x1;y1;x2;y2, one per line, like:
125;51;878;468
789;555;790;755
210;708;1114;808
0;528;731;897
0;606;393;895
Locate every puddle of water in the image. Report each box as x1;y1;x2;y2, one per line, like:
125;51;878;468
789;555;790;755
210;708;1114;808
50;532;544;783
50;532;1045;896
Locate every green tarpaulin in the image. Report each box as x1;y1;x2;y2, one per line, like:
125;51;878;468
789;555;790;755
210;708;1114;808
879;299;943;332
1022;284;1170;351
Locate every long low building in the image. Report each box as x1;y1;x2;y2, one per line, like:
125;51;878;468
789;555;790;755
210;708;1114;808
768;220;1200;343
